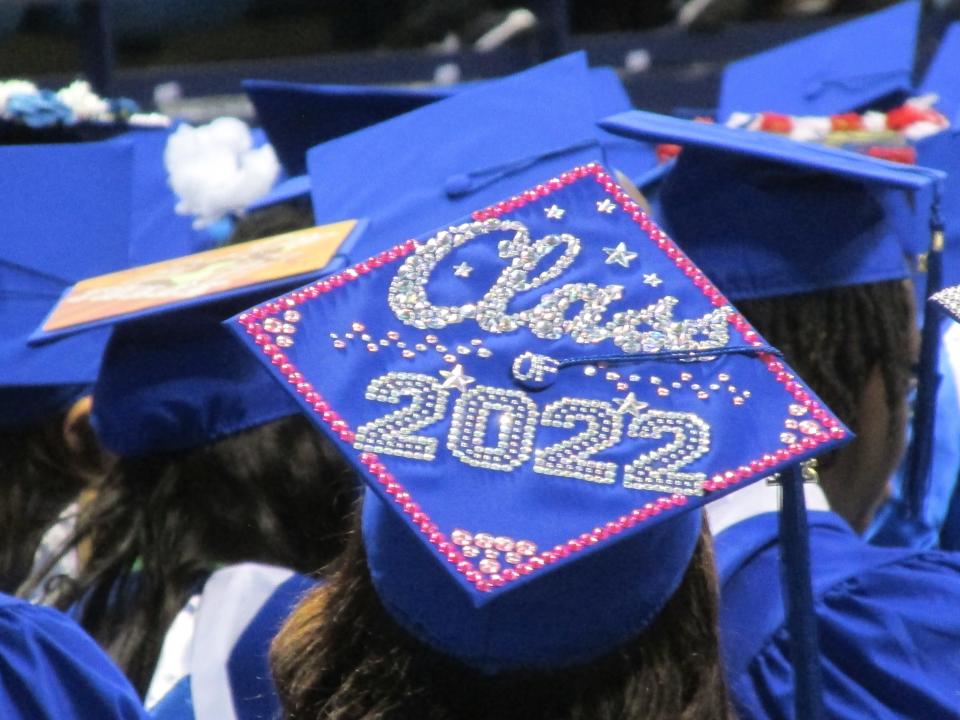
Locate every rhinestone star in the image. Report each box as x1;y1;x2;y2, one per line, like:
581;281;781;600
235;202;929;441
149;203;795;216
643;273;662;287
603;242;638;268
440;364;476;392
596;198;616;214
613;392;648;417
453;262;473;278
544;204;565;220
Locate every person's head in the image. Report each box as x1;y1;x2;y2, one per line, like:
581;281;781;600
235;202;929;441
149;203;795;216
227;161;849;718
736;280;917;531
26;231;361;693
0;136;143;592
616;117;940;533
271;514;729;720
39;412;356;694
0;392;110;592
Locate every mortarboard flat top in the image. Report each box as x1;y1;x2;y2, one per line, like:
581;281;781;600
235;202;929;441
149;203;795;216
305;53;629;258
716;1;921;121
600;110;944;191
230;161;849;672
920;23;960;126
32;220;363;457
245;79;453;177
600;110;944;300
1;139;135;389
33;220;363;341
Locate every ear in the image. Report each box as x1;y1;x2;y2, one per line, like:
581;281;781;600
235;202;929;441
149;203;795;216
60;396;114;484
61;395;93;457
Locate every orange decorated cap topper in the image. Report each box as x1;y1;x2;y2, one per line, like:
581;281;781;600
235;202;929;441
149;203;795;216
31;219;364;342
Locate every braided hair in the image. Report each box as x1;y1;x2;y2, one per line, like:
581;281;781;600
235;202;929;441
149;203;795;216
736;280;915;446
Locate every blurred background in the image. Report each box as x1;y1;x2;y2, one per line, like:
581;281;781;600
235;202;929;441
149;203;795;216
3;0;959;120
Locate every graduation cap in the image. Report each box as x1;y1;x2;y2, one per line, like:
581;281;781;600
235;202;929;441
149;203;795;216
919;23;960;123
32;220;364;457
0;138;135;427
245;80;454;210
228;160;849;683
305;54;654;258
930;284;960;322
115;126;223;267
599;110;944;296
246;79;454;179
716;0;921;121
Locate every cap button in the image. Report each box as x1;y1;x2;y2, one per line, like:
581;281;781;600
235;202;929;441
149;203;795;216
511;351;559;391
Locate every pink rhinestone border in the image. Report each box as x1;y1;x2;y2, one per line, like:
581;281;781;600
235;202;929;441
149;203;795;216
236;162;845;593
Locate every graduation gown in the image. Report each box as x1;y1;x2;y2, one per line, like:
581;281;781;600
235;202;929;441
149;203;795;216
147;563;316;720
0;592;146;720
710;483;960;719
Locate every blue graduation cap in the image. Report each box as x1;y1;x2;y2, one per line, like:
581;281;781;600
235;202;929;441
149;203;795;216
0;138;135;427
245;79;454;179
716;1;921;121
27;220;364;457
305;54;654;258
920;23;960;123
115;126;223;267
245;80;453;210
598;111;943;301
229;161;849;679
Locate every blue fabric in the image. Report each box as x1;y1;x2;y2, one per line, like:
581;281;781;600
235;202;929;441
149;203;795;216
306;54;630;258
229;153;848;671
716;1;919;121
600;110;944;192
226;573;315;720
654;149;911;300
0;593;146;720
91;294;304;457
0;139;134;391
920;23;960;125
870;336;960;548
117;127;221;267
149;677;192;720
149;573;315;720
245;79;453;177
717;510;960;719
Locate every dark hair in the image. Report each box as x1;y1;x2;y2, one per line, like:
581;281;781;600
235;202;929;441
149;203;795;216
227;195;315;245
27;414;357;696
0;407;106;593
737;280;915;528
737;280;914;450
270;517;732;720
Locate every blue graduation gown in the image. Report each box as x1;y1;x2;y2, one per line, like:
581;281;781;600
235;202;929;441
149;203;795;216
717;510;960;719
0;592;146;720
870;325;960;549
148;563;316;720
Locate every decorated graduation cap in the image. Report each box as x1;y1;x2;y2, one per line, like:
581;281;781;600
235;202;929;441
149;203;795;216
602;109;947;558
716;0;921;121
0;138;135;427
32;220;363;456
229;161;850;675
599;110;944;300
305;54;652;258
